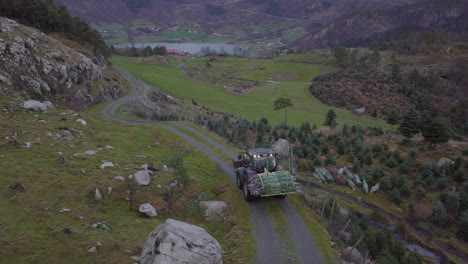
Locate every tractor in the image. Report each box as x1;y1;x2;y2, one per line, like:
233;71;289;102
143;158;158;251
233;148;296;201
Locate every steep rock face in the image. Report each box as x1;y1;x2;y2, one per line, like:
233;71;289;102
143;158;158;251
0;17;122;110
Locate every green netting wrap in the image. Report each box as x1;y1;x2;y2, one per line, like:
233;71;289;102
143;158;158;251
248;171;296;197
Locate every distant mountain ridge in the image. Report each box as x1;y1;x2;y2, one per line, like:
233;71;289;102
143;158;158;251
52;0;425;45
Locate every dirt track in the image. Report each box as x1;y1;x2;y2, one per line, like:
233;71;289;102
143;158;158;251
101;68;326;264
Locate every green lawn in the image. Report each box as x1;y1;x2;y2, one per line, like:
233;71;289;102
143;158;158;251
112;56;388;128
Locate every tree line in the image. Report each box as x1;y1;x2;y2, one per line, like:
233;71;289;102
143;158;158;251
0;0;110;58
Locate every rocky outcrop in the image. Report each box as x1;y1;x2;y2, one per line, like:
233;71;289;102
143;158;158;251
0;17;122;110
141;219;222;264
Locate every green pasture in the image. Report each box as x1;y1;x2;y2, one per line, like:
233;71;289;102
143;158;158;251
112;56;388;128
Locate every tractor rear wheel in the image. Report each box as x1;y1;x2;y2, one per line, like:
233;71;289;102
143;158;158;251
243;181;253;201
236;171;242;189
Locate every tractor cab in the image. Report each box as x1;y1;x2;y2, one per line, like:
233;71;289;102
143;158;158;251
235;148;279;173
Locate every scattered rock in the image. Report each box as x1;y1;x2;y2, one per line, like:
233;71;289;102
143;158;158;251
352;107;366;115
59;208;71;213
91;221;111;232
133;170;151;186
344;247;371;264
168;180;178;189
437;158;453;167
10;182;25;192
24;142;32;149
100;161;114;169
135;154;147;158
199;201;228;221
139;203;157;218
104;145;114;149
166;95;175;103
339;207;349;217
94;187;103;201
76;118;87;126
22;100;53;112
74;150;98;156
114;176;125;181
63;228;72;235
140;219;222;264
87;246;98;253
337;231;352;241
162;165;172;172
107;187;112;195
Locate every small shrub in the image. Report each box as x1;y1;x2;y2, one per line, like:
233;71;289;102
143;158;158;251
437;177;449;190
380;177;392;191
409;149;418;159
401;251;422;264
321;145;329;155
445;192;460;214
352;158;361;173
400;182;411;197
415;185;426;199
390;189;402;205
453;168;466;182
386;158;398;168
372;166;385;180
398;159;412;174
457;211;468;242
372;144;382;153
324;154;336;166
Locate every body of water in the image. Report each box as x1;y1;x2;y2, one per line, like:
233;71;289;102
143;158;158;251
114;42;247;55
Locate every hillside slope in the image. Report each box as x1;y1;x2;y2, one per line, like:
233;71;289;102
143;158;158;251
296;0;468;49
0;17;124;110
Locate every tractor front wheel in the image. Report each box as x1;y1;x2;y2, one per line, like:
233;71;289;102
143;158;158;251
243;181;253;202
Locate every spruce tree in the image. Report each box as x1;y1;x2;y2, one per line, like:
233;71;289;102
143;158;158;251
323;109;337;128
387;110;400;126
399;108;420;139
422;118;450;149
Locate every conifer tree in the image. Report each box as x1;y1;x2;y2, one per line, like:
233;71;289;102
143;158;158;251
323;109;337;128
399;108;420;139
422;118;450;149
387;110;400;126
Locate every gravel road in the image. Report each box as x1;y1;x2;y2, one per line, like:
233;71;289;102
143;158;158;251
101;68;326;264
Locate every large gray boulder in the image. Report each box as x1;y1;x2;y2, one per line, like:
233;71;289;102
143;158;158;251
133;170;151;186
140;219;223;264
199;201;228;221
22;100;53;112
353;107;366;115
437;158;453;167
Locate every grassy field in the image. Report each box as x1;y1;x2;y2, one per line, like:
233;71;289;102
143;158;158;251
112;55;389;128
0;96;252;263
